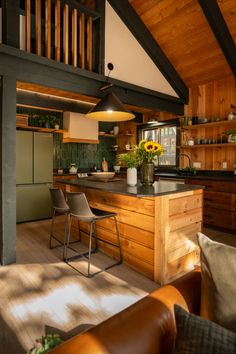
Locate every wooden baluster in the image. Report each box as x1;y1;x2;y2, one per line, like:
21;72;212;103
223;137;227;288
35;0;41;56
87;16;93;71
25;0;31;52
72;9;77;67
63;4;69;64
55;0;61;61
45;0;51;59
79;13;85;69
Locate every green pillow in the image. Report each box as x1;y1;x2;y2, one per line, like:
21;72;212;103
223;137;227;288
173;305;236;354
197;232;236;332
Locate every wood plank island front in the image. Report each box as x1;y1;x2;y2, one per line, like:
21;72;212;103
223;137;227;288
60;179;203;285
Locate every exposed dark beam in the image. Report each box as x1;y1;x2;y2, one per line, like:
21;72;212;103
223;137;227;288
198;0;236;77
95;0;105;74
16;90;93;114
107;0;189;102
0;44;185;115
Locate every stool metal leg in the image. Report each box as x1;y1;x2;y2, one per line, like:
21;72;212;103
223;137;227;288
113;216;123;263
64;214;72;262
62;213;70;260
49;208;56;248
87;221;95;277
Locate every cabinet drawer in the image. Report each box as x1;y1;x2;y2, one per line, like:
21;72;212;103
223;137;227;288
188;179;236;193
204;191;236;211
204;208;236;230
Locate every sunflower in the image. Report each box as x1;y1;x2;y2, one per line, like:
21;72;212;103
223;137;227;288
153;142;161;151
144;141;155;152
138;140;146;149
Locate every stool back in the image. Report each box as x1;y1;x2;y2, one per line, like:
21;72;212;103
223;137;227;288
66;192;94;221
49;188;69;213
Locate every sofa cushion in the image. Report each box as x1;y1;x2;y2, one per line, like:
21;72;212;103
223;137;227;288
173;305;236;354
197;232;236;331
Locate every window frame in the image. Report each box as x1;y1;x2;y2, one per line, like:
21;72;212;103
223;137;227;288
138;118;180;170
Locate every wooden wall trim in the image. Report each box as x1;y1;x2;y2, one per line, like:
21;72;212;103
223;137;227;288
35;0;42;56
63;4;69;65
79;13;85;69
87;16;93;71
55;0;61;62
45;0;51;59
72;8;78;67
25;0;31;52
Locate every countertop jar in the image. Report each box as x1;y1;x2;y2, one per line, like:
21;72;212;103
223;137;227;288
187;137;194;146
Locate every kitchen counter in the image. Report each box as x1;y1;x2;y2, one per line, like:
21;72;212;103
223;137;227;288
59;178;203;197
60;178;203;285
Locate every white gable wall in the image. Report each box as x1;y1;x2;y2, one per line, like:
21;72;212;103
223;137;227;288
104;1;178;98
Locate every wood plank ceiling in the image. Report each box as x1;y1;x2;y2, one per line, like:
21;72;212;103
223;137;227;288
129;0;236;88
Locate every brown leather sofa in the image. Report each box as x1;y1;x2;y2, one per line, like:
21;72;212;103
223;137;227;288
50;269;201;354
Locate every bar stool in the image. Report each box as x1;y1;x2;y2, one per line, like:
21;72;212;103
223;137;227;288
65;192;123;277
49;188;80;259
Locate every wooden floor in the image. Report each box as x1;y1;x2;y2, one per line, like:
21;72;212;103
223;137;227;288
1;218;159;354
0;218;235;354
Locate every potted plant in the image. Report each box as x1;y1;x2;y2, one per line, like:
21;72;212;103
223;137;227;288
26;334;63;353
118;151;139;186
45;115;60;129
226;130;236;143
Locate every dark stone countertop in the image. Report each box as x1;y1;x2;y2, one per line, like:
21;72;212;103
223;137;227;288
58;178;204;198
155;172;236;182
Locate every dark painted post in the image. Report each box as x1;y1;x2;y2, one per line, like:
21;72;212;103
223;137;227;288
2;0;20;48
95;0;105;75
0;75;16;265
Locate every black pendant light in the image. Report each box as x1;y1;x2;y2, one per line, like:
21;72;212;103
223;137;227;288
86;92;135;122
85;63;135;122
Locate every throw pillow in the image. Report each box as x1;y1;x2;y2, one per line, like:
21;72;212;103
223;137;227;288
173;305;236;354
197;232;236;332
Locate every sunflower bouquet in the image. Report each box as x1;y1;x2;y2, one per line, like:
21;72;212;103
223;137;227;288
118;140;165;168
136;140;165;164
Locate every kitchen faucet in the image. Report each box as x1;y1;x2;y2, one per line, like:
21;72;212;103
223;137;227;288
178;153;192;168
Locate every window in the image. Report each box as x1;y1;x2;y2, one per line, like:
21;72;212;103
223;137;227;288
139;119;179;167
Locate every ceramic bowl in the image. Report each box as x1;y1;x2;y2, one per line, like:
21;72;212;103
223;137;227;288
113;165;121;172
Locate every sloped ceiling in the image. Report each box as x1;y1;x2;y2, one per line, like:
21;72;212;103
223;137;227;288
129;0;236;87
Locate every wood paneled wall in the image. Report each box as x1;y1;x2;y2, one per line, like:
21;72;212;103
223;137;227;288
182;75;236;171
185;75;236;118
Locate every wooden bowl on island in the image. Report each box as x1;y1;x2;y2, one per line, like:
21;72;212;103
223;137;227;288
90;172;115;179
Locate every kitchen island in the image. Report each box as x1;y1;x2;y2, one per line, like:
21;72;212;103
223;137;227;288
59;178;203;284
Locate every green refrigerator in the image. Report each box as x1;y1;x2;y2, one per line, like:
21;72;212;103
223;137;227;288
16;131;53;222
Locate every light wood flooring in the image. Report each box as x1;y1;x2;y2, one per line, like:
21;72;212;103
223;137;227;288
0;218;235;354
1;218;159;354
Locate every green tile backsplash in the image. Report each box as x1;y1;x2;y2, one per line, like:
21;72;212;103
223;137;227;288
17;107;116;172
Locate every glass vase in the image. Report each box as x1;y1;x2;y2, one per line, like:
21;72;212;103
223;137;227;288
140;163;154;185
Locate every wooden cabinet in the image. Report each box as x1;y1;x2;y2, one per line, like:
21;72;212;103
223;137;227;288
186;178;236;231
180;120;236;170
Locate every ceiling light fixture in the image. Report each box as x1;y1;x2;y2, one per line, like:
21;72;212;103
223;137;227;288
85;63;135;122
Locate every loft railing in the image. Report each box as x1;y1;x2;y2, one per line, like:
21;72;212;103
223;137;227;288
9;0;101;73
